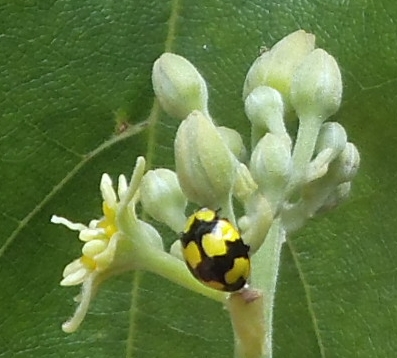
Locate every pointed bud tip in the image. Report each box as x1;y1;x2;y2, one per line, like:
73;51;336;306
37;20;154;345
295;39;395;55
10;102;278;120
243;30;316;105
152;53;209;120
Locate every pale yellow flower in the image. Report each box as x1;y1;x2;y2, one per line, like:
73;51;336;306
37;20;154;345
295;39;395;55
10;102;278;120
52;174;128;287
51;173;135;332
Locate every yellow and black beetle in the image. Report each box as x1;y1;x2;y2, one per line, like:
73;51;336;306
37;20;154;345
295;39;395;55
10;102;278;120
180;208;250;292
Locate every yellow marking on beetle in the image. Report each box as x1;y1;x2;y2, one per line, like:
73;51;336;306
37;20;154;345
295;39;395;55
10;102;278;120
218;220;240;242
194;208;217;222
183;214;196;233
205;280;225;291
225;257;250;284
201;233;227;257
183;242;201;269
183;208;217;233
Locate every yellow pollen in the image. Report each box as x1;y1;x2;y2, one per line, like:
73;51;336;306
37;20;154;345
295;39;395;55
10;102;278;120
102;202;116;221
98;202;118;238
81;255;97;270
104;223;118;238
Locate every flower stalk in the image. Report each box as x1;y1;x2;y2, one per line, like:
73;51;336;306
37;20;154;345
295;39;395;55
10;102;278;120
228;218;284;358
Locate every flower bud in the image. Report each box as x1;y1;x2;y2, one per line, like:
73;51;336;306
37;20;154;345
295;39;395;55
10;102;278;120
290;49;342;122
152;53;209;120
140;168;187;232
133;220;164;251
328;142;360;183
217;126;247;162
315;122;347;156
317;182;351;213
175;110;237;208
169;240;184;261
306;122;348;182
245;86;290;147
306;148;334;182
243;30;315;106
238;194;273;253
233;162;258;203
250;133;291;206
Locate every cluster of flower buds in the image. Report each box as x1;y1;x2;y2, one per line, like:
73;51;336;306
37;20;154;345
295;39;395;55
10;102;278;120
52;30;359;333
241;30;360;232
151;30;359;248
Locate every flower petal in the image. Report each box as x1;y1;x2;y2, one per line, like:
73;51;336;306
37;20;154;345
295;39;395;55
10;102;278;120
62;258;84;277
61;266;90;286
82;239;108;258
118;175;128;199
100;173;117;207
94;234;122;271
88;219;100;229
62;273;97;333
51;215;87;231
79;228;106;242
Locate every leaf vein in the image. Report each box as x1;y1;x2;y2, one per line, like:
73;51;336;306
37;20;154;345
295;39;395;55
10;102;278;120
287;239;327;358
0;122;147;259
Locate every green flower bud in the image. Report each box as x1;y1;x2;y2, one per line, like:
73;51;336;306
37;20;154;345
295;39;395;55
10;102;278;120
328;142;360;183
133;220;164;252
244;86;290;147
299;142;358;221
306;122;348;182
233;162;258;203
169;240;184;261
217;126;247;162
243;30;315;107
290;49;342;122
140;169;187;233
238;194;273;253
250;133;291;209
174;110;237;208
317;182;351;214
152;53;209;120
316;122;347;156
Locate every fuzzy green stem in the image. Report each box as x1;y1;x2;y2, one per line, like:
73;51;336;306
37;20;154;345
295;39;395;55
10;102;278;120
136;246;227;303
220;194;237;226
251;124;267;149
249;218;285;358
227;219;284;358
286;117;322;197
228;290;265;358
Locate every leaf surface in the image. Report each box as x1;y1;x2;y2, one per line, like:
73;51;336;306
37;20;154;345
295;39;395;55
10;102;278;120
0;1;396;357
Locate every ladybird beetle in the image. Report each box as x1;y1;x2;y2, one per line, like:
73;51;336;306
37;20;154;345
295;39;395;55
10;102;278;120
180;208;250;292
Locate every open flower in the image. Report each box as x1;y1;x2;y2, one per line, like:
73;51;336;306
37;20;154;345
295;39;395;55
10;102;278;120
52;156;227;332
51;173;136;332
51;173;129;287
51;157;162;333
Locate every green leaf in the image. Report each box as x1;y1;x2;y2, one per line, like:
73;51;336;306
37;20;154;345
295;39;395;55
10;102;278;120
1;1;396;357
